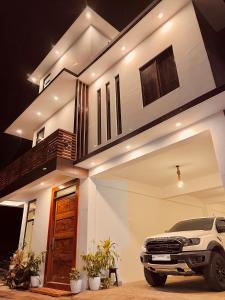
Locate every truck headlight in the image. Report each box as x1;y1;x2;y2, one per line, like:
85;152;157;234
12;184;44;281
141;245;147;252
184;238;200;246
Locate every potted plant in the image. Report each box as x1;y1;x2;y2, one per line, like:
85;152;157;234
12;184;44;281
69;268;82;294
81;252;101;291
27;252;44;288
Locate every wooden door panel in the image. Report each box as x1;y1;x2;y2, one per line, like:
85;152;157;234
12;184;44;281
45;190;78;290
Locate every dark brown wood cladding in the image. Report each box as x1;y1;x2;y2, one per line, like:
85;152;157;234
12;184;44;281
0;129;76;193
106;82;111;140
74;79;89;160
115;75;122;135
97;89;102;145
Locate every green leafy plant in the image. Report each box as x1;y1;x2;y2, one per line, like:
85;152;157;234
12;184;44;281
4;250;45;290
101;277;112;289
81;252;102;278
96;239;119;270
69;268;81;281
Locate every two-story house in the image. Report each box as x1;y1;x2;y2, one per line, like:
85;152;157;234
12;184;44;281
1;0;225;291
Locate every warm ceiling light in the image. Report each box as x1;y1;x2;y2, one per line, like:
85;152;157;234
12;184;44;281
176;122;182;127
121;46;126;52
86;12;91;19
59;185;65;189
176;165;184;188
37;112;42;116
16;129;22;135
42;167;47;171
91;162;96;166
91;72;96;77
126;145;131;150
31;77;37;83
55;50;60;55
54;96;59;101
40;182;44;186
158;13;164;19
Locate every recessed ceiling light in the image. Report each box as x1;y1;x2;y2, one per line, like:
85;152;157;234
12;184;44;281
54;96;59;101
176;122;182;127
31;77;37;83
55;50;60;55
91;72;96;77
59;185;65;189
126;145;131;150
91;162;96;166
37;112;42;116
40;182;44;186
16;129;22;135
86;12;91;19
121;46;126;52
158;13;164;19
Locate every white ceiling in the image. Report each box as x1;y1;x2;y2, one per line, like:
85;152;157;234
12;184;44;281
29;7;119;83
105;131;219;187
6;70;76;140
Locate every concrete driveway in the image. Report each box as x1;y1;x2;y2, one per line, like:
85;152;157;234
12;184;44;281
1;277;225;300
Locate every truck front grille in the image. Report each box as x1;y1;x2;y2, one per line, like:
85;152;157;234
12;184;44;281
146;238;183;254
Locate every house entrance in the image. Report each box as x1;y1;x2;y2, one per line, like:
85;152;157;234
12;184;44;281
45;182;79;290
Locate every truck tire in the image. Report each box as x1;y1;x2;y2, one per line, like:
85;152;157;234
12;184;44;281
144;268;167;287
204;252;225;291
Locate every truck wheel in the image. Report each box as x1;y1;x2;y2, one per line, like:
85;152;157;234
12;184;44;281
144;268;167;287
204;252;225;291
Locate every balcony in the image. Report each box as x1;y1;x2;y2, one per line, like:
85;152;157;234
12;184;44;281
0;129;76;198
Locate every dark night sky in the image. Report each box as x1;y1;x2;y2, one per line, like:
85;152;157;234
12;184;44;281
0;0;152;170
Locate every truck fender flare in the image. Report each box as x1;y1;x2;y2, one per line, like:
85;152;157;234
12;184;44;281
207;241;225;253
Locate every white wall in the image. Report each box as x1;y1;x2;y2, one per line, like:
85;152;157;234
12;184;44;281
32;98;75;146
83;178;225;283
39;26;111;92
88;2;215;152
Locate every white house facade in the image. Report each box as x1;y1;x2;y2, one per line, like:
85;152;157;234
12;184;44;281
1;0;225;290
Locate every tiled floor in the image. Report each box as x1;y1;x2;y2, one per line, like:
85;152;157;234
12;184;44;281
1;277;225;300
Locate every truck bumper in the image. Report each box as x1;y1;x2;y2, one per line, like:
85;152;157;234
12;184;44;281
140;250;211;275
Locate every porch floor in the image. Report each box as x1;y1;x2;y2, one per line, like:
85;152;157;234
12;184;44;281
1;277;225;300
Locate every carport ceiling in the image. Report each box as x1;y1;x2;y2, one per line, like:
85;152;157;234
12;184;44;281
107;131;219;187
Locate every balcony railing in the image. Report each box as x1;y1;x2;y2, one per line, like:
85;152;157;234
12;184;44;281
0;129;76;193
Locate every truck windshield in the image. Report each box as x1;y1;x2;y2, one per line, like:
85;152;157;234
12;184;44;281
168;218;215;232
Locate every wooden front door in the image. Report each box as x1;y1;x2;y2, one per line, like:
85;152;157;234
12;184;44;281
45;188;78;290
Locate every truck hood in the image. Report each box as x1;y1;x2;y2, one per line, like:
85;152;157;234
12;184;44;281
145;230;212;241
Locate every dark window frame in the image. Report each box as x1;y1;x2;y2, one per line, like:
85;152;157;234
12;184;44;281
140;46;179;107
97;89;102;145
43;73;51;89
115;75;122;135
105;82;111;140
23;199;37;248
36;127;45;145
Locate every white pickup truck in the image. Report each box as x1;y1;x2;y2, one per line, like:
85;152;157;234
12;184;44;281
140;217;225;291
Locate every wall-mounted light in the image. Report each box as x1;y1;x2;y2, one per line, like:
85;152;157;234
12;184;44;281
176;165;184;188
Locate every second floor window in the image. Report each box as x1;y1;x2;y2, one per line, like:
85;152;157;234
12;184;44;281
97;89;102;145
36;127;45;145
140;46;179;107
105;82;111;140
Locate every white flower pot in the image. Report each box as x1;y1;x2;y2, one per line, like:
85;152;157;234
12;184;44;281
89;277;101;291
30;276;40;288
70;279;82;294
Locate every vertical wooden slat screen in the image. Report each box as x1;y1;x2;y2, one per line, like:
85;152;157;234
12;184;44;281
74;79;89;160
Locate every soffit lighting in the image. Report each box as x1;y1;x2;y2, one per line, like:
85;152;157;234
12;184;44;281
176;165;184;188
86;12;91;19
126;145;131;150
40;182;45;186
158;13;164;19
91;162;96;166
121;46;126;52
36;112;42;116
91;72;96;77
55;50;60;55
176;122;182;127
0;201;24;207
31;77;37;83
16;129;22;135
59;185;65;189
54;96;59;101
